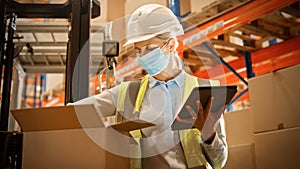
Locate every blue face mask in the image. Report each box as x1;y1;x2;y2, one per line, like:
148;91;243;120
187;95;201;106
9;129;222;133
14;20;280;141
137;48;169;76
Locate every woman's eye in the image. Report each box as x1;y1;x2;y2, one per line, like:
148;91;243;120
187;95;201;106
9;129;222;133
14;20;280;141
145;46;156;51
134;49;141;56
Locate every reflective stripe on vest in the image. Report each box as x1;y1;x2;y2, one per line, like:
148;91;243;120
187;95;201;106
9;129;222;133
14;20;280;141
134;74;150;112
179;74;207;168
179;75;220;168
117;74;220;169
117;81;130;112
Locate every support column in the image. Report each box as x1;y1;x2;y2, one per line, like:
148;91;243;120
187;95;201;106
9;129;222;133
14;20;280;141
243;35;255;79
65;0;90;103
0;0;8;92
168;0;191;18
9;61;25;131
0;13;16;169
201;41;248;85
0;13;16;131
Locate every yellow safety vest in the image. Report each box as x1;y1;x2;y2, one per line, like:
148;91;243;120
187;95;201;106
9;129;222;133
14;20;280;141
117;74;220;169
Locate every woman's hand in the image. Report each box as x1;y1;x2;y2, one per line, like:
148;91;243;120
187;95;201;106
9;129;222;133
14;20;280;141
176;97;226;142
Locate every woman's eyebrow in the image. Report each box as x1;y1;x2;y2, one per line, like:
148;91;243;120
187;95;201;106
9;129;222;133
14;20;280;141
134;41;160;50
134;47;141;50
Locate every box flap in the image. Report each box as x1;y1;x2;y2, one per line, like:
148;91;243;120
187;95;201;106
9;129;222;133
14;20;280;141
11;104;155;132
11;104;104;132
110;119;155;131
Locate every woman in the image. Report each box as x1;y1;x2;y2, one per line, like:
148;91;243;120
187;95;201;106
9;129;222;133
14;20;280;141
75;4;228;169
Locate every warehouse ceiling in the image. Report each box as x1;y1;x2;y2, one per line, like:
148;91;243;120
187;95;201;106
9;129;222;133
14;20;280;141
14;20;104;73
10;0;300;76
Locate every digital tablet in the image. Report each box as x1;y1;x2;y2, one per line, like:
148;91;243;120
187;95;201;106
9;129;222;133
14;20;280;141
171;86;237;130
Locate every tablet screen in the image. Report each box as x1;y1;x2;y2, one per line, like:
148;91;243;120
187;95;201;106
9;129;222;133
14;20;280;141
171;86;237;130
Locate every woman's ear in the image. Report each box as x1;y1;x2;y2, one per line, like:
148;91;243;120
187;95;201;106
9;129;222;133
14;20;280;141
167;38;176;52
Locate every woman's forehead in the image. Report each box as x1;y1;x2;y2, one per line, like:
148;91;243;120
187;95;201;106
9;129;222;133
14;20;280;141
133;37;162;48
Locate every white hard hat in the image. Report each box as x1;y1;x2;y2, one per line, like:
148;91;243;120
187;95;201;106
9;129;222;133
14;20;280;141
123;4;184;46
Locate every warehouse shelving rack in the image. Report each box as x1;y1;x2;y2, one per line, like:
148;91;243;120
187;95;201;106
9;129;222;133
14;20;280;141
178;0;300;106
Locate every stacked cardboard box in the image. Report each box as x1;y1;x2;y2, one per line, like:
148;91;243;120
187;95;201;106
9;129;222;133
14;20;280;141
254;127;300;169
223;108;256;169
11;65;300;168
223;143;256;169
224;108;254;147
249;64;300;169
11;104;153;169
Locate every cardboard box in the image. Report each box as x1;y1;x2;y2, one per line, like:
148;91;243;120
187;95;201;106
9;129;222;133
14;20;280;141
179;0;191;17
223;143;256;169
249;65;300;133
224;108;254;146
254;127;300;169
107;0;125;22
11;104;154;169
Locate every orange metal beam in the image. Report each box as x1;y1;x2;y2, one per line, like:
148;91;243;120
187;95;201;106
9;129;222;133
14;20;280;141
42;91;65;107
194;36;300;84
179;0;298;49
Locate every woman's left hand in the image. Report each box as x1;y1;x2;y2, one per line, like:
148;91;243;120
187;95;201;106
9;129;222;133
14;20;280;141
175;97;226;142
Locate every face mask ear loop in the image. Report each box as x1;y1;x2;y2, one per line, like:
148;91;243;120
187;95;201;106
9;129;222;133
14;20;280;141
159;39;173;62
158;37;171;50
